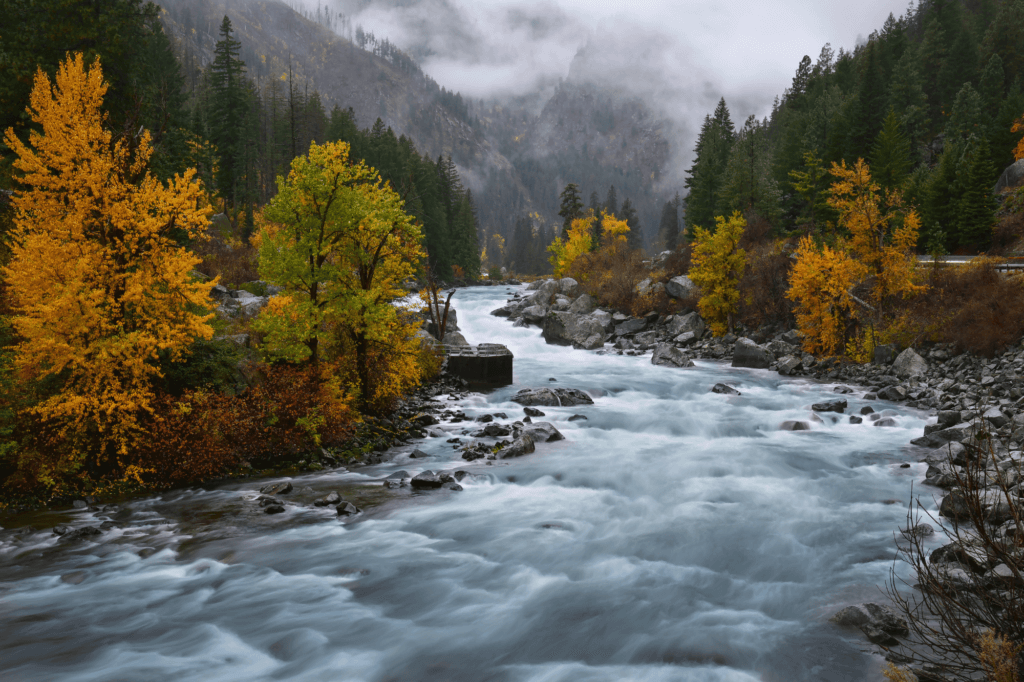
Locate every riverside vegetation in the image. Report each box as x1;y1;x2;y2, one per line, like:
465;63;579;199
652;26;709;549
0;53;472;508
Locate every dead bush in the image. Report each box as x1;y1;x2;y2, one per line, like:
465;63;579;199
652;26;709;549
991;210;1024;255
193;231;259;286
662;243;692;278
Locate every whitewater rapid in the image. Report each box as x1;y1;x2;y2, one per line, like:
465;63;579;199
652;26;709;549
0;286;939;681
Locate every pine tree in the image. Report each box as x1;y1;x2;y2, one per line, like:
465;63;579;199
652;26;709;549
888;50;930;152
604;185;618;217
954;134;997;248
849;40;888;159
722;114;780;222
657;197;680;251
557;183;583;239
870;109;913;189
684;99;735;233
208;16;247;208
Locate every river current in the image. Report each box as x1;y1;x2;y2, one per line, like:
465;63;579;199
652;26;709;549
1;286;939;682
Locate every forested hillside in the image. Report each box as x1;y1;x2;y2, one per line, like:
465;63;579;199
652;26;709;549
684;0;1024;254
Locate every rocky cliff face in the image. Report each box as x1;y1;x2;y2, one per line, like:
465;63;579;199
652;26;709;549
159;0;673;244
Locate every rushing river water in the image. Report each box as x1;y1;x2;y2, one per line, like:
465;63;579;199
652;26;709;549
0;286;941;682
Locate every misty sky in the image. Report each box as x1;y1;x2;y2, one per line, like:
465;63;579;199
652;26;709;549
327;0;911;177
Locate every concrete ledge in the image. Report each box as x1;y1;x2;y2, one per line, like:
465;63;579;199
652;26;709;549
444;343;514;388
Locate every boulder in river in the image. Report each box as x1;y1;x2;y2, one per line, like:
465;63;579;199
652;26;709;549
336;501;360;515
732;338;773;369
811;399;847;413
568;294;597;315
666;312;704;339
542;311;607;349
777;355;801;375
314;492;341;507
260;481;293;495
511;388;594;407
651;343;694;368
497;433;536;459
780;421;810;431
411;471;444;489
522;422;564;443
524;407;545;417
711;383;741;396
264;504;286;515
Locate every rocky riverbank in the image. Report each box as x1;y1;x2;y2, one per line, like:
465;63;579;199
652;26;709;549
493;277;1024;672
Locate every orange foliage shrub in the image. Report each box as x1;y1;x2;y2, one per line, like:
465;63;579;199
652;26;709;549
138;364;357;484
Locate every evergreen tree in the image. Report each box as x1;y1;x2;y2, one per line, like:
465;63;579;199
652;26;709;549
208;16;247;207
954;134;997;248
888;50;930;153
981;0;1024;89
945;82;984;144
937;14;979;106
557;183;583;239
684;99;735;233
848;40;888;159
722;115;780;222
870;109;913;189
993;79;1024;170
657;197;680;251
604;185;619;217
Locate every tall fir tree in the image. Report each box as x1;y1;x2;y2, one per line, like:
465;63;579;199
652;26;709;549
870;109;913;189
684;98;735;234
557;183;584;239
657;196;680;251
208;16;247;208
620;198;642;250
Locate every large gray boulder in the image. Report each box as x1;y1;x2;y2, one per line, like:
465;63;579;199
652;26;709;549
526;279;550;291
568;294;597;315
590;309;614;332
665;275;699;300
542;312;607;349
442;331;469;345
651;343;695;368
511;388;594;407
614;318;646;336
995;158;1024;194
521;305;548;324
497;433;536;459
892;347;928;378
522;422;564;443
732;338;773;369
558;278;580;297
666;312;705;339
527;279;559;306
635;278;665;297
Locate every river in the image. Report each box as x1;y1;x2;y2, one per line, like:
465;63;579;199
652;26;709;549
0;285;938;682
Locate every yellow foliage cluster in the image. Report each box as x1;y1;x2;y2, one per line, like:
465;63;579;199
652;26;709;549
548;214;595;278
688;212;747;336
3;54;214;470
254;140;427;411
788;159;922;357
977;629;1024;682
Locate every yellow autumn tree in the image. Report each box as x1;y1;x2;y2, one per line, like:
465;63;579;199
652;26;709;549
2;54;214;476
786;236;865;355
253;140;426;412
688;212;747;336
547;214;595;278
828;159;923;301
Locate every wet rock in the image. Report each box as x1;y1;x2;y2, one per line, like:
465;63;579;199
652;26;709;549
264;504;286;515
60;571;88;585
524;407;545;417
777;355;801;375
409;449;431;459
568;414;588;421
542;311;608;349
732;338;773;369
860;406;875;415
475;414;494;423
831;602;908;644
314;492;341;507
476;423;512;438
614;317;646;336
411;471;444;489
874;418;898;427
386;470;411;480
833;386;854;394
711;383;741;396
53;525;71;536
893;348;928;378
878;386;907;401
651;343;694;368
940;491;973;520
511;387;594;407
830;605;871;627
336;502;359;515
812;399;847;413
412;414;440;426
860;624;900;646
497;433;536;459
72;500;87;509
850;416;863;424
568;294;597;315
260;481;293;495
441;481;464;491
780;421;811;431
522;422;564;443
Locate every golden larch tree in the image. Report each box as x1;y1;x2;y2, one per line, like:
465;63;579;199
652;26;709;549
3;54;214;471
786;236;865;355
688;212;747;336
547;214;595;278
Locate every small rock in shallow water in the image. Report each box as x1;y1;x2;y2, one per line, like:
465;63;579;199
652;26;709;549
711;383;741;396
72;500;87;509
874;418;898;427
568;414;588;422
409;449;430;459
336;502;359;516
475;414;494;423
383;480;402;489
812;399;847;413
411;471;444;489
860;406;875;415
780;421;810;431
849;416;863;424
260;481;293;495
441;481;463;491
53;525;71;536
314;492;341;506
524;407;545;417
264;505;286;515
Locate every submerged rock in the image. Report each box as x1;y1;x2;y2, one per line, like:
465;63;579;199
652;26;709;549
711;383;741;396
260;481;293;495
811;399;847;413
511;388;594;407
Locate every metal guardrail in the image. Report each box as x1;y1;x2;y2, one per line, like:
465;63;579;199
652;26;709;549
917;256;1024;272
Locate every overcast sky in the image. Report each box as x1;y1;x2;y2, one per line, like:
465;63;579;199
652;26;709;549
326;0;912;178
